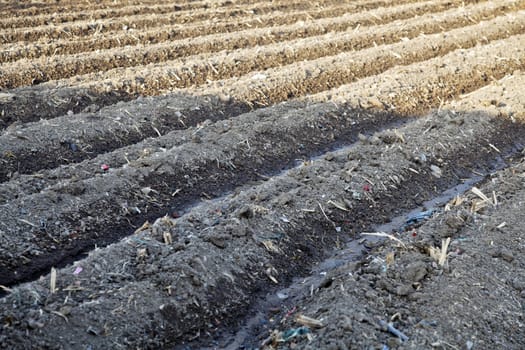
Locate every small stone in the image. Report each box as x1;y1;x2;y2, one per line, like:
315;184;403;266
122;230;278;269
191;275;202;287
237;206;253;219
276;292;288;300
229;225;247;237
364;290;377;299
511;276;525;291
367;97;383;109
430;165;442;178
500;249;514;262
69;143;78;152
387;337;402;348
209;236;226;249
445;215;464;231
86;326;99;336
370;135;382;145
191;134;201;143
59;306;72;316
27;319;44;329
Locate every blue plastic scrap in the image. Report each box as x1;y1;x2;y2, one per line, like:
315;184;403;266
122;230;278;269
281;326;310;342
378;320;409;342
402;209;435;229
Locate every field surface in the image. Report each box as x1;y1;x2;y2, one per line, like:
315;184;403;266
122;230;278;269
1;0;525;349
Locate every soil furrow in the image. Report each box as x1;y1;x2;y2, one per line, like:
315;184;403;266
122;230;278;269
3;6;522;127
0;93;253;189
259;77;525;350
0;0;476;47
200;30;525;110
0;0;478;63
0;72;523;347
0;36;524;287
0;0;347;30
0;0;266;18
1;0;520;88
0;103;401;288
1;19;524;183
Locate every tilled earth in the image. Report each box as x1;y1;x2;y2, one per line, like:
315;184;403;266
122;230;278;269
0;0;524;349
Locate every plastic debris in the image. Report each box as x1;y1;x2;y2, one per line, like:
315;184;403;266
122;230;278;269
100;164;110;171
281;326;310;342
276;292;288;300
378;319;409;341
73;266;83;275
402;209;434;229
430;164;442;178
262;325;311;347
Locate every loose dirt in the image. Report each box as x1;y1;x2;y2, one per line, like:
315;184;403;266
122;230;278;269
0;1;524;349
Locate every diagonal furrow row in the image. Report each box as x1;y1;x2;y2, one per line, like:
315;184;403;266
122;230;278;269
0;0;481;63
0;0;478;46
1;0;521;88
1;71;523;347
0;0;349;30
1;15;524;183
0;32;524;288
2;5;523;129
197;21;525;108
0;0;269;18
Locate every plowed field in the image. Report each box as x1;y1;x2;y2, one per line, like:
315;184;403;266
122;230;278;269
1;0;524;349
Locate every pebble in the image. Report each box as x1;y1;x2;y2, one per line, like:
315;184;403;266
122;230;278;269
500;249;514;262
430;164;442;178
511;276;525;291
209;236;226;249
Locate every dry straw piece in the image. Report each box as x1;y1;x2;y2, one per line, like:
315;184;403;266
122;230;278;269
361;232;406;248
470;186;497;212
134;220;150;234
163;232;173;245
50;267;57;293
295;314;324;329
428;237;451;266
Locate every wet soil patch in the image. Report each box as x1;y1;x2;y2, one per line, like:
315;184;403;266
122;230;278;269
175;116;525;349
0;106;401;288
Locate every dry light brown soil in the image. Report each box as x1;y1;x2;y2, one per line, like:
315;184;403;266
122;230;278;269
0;0;524;349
